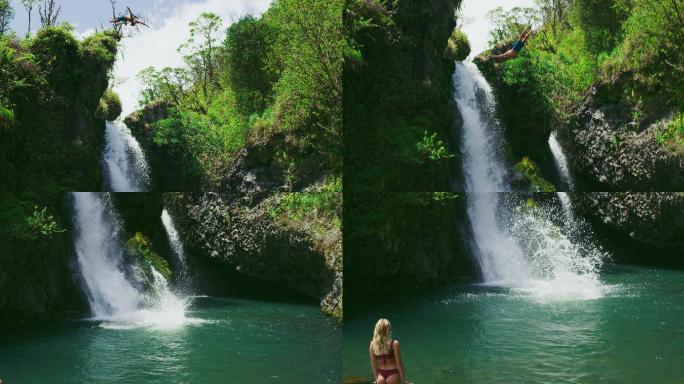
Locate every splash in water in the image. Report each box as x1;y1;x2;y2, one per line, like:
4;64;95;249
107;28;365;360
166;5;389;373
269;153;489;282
453;61;607;300
506;198;607;301
72;192;191;329
102;121;150;192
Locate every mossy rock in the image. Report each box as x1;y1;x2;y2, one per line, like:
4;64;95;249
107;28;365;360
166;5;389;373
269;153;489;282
445;28;471;62
127;231;172;282
96;89;123;121
514;156;556;192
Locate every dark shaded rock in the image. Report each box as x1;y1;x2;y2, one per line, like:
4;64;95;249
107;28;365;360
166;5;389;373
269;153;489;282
218;133;288;202
575;192;684;246
575;192;684;266
165;192;342;319
344;193;476;296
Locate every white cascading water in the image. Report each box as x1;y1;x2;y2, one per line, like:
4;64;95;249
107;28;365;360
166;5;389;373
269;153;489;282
548;131;574;190
455;62;530;283
72;192;188;329
161;208;190;286
103;120;150;192
454;62;605;300
556;191;576;225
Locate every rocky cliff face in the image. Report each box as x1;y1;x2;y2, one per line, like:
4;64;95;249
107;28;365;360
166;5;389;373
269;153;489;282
165;192;342;319
475;53;683;192
574;192;684;265
559;85;684;191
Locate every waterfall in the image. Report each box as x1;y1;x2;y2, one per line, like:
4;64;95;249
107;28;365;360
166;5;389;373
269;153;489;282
72;192;188;328
557;191;575;224
548;131;574;189
454;62;606;300
454;62;509;192
161;208;190;287
102;120;150;192
455;62;530;282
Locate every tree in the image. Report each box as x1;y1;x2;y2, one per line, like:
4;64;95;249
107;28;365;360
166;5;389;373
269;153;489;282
225;16;277;116
486;6;541;47
137;66;191;107
20;0;37;36
38;0;61;28
569;0;631;54
0;0;13;35
178;12;223;104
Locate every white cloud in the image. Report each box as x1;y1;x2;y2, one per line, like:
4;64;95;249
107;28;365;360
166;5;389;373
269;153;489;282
112;0;272;116
460;0;537;57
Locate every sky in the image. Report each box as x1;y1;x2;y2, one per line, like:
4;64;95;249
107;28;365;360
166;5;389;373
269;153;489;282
6;0;536;114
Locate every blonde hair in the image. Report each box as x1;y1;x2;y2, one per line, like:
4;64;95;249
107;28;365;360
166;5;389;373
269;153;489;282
371;318;392;355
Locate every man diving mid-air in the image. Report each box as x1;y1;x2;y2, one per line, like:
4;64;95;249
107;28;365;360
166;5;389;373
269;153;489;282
111;7;149;28
488;26;534;61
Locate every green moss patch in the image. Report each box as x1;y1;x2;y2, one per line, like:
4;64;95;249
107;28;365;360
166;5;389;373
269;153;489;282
127;232;172;281
515;156;556;192
445;28;471;62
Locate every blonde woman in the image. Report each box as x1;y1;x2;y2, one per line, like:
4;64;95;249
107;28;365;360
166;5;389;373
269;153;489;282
369;318;409;384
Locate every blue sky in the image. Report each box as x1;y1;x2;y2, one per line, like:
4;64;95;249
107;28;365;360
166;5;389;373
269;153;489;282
9;0;207;35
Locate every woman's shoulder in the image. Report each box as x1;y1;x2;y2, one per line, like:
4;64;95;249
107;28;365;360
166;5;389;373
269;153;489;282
391;339;399;348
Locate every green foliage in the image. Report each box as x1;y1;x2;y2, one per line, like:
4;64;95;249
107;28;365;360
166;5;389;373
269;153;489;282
96;88;122;121
417;131;455;162
264;0;343;176
486;6;540;47
0;103;15;129
178;12;224;111
127;232;173;281
0;194;66;243
569;0;631;54
269;177;340;219
514;156;556;192
656;113;684;152
444;28;470;61
25;205;66;237
489;0;684;129
152;103;247;184
30;26;80;98
225;16;277;116
0;26;118;191
134;0;343;188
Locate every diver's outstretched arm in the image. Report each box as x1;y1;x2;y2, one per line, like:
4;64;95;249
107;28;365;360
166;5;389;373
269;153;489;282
489;49;517;61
